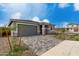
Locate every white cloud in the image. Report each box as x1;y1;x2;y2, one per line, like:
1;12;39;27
32;16;41;22
11;12;22;19
0;24;4;27
32;17;50;23
0;3;5;7
42;19;50;23
62;22;68;28
73;3;79;11
58;3;70;8
0;4;7;12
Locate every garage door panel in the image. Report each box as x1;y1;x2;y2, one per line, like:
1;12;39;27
18;24;37;36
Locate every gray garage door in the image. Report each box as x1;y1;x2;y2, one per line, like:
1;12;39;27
18;24;37;36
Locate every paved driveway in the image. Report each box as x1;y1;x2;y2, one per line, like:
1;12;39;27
41;40;79;56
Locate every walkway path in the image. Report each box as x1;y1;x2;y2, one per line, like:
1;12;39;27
41;40;79;56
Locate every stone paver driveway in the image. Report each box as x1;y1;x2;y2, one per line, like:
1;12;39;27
41;40;79;56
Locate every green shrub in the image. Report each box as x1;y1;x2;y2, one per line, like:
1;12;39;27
73;35;79;41
54;33;79;41
8;45;26;56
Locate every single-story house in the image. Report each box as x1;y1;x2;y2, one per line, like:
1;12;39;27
65;23;79;33
8;19;55;37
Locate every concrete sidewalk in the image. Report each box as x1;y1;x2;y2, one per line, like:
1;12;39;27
41;40;79;56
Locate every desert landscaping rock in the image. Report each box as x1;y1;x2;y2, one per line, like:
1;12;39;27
0;37;10;55
22;35;62;55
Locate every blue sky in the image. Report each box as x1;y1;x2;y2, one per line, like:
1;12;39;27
0;3;79;27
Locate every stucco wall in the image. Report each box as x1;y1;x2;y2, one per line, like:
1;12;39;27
9;21;17;36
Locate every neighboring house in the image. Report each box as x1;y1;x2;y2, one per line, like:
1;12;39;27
8;19;55;37
65;23;79;33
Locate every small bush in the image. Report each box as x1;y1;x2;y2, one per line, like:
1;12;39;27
54;33;79;41
8;45;26;56
55;33;65;40
73;35;79;41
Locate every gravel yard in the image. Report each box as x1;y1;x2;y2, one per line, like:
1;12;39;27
0;37;34;56
0;37;10;55
0;35;62;56
22;35;63;55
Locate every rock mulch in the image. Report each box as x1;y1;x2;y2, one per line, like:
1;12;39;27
22;35;63;55
0;37;10;55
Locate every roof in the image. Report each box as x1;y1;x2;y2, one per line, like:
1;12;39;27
8;19;54;26
67;23;79;25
